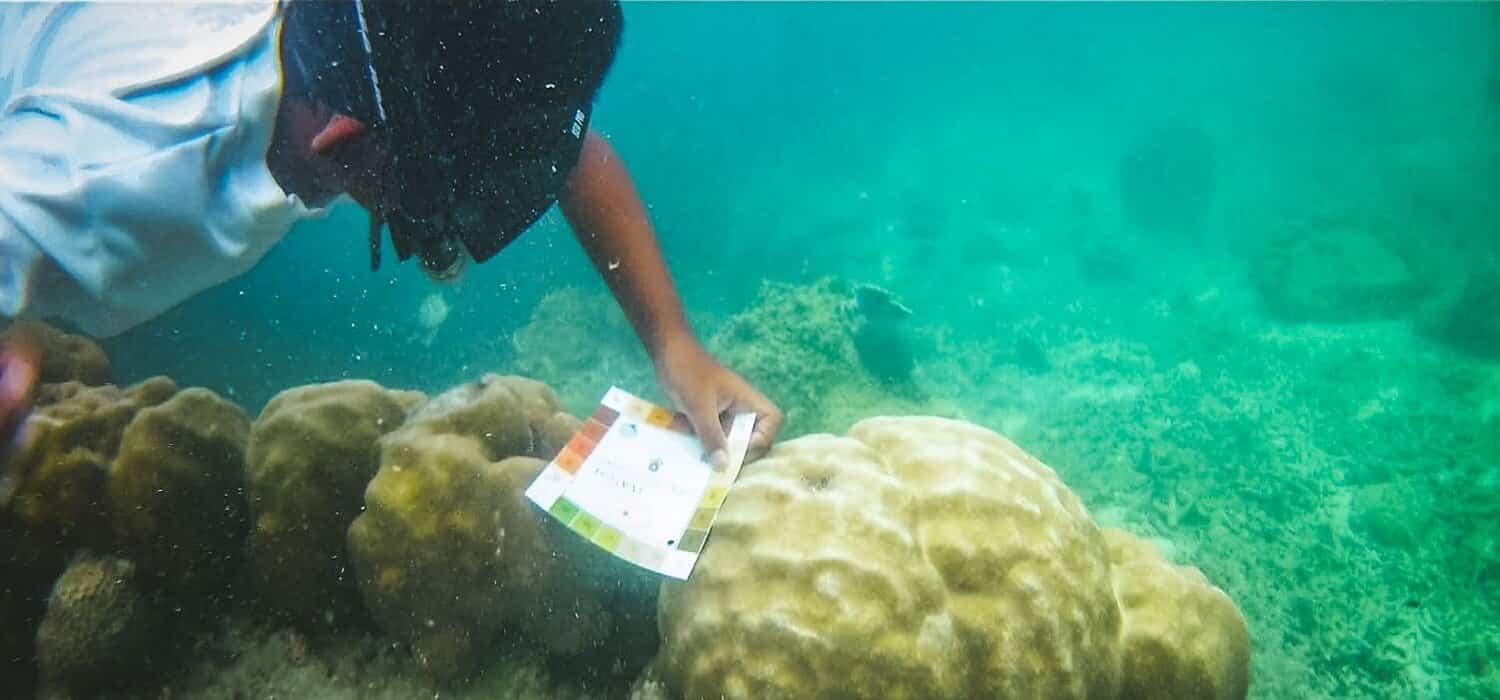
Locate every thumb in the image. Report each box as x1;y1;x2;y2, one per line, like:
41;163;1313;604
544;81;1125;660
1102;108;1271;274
680;392;729;467
0;344;40;438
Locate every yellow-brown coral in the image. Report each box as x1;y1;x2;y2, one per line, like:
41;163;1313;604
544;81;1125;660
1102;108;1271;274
35;553;154;693
649;416;1248;700
107;388;251;590
347;374;650;680
246;380;423;626
2;378;178;546
1105;528;1251;700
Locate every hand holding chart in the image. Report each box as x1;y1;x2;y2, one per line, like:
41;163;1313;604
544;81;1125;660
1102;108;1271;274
525;387;757;579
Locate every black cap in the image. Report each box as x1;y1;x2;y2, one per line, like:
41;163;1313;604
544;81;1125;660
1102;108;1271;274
291;1;624;273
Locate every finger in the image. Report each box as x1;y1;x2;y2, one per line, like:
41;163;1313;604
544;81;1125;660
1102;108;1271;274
0;350;37;406
0;346;40;445
679;391;730;467
724;380;783;463
746;410;782;463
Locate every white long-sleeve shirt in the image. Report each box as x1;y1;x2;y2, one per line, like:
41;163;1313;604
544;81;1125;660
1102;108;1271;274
0;1;322;338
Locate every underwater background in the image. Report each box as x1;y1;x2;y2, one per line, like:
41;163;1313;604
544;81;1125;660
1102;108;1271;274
72;2;1500;698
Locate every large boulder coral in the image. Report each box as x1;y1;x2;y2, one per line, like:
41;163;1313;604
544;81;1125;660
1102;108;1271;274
348;374;655;680
4;377;248;593
1104;529;1250;700
0;351;154;697
245;380;424;626
2;378;178;546
643;416;1248;700
107;388;251;593
35;553;156;695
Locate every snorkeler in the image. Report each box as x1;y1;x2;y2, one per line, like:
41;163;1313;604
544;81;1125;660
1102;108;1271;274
0;1;782;464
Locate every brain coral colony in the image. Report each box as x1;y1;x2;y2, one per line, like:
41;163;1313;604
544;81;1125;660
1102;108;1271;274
1;321;1250;699
636;416;1249;700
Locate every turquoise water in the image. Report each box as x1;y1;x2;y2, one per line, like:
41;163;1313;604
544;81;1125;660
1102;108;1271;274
14;2;1500;698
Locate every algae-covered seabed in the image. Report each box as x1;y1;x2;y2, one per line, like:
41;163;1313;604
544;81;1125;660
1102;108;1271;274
99;3;1497;699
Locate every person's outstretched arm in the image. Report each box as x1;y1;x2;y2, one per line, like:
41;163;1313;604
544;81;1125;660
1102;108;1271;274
559;128;783;462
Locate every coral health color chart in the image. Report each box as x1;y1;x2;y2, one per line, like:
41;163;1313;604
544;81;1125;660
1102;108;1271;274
525;387;756;580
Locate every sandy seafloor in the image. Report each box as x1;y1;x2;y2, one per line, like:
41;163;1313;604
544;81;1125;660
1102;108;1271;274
67;3;1499;699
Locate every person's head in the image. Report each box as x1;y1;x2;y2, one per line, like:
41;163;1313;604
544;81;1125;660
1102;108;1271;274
285;0;624;281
